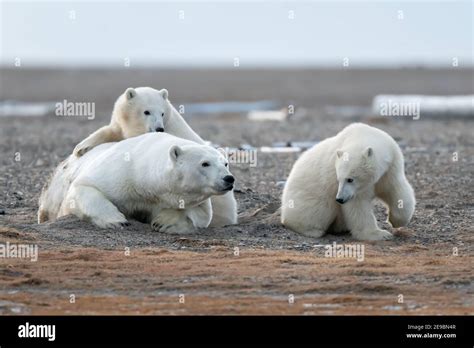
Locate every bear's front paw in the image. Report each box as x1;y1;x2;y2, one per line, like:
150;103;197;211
353;229;393;241
151;213;194;234
93;217;129;230
73;144;92;157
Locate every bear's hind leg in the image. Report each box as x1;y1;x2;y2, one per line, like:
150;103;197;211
375;168;415;228
61;185;128;229
281;197;335;239
342;199;393;241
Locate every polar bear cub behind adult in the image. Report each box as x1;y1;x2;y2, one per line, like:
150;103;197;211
41;133;234;233
281;123;415;241
73;87;170;157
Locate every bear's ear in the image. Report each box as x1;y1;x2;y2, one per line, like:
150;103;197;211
217;147;228;159
364;147;373;157
336;150;343;159
159;89;169;100
125;88;137;100
169;145;182;163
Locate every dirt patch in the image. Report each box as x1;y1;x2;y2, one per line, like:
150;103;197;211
0;247;471;315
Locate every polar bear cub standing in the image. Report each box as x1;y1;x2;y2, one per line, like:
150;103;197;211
40;133;234;233
281;123;415;241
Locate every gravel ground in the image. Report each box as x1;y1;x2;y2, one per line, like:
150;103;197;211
0;68;472;314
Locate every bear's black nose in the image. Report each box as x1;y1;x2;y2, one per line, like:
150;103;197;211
336;198;345;204
155;127;164;132
223;175;235;184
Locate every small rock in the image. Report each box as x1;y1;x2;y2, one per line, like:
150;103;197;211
35;158;45;167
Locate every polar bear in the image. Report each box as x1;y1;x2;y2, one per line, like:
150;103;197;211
73;87;169;157
39;133;235;233
281;123;415;241
72;86;237;227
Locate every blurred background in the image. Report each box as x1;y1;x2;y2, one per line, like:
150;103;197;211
1;0;473;67
0;0;473;140
1;0;472;107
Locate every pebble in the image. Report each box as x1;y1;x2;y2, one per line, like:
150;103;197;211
275;181;286;188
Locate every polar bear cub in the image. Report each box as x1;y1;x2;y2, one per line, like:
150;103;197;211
39;133;235;233
73;87;169;157
281;123;415;241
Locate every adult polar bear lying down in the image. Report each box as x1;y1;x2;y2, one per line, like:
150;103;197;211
38;133;235;233
281;123;415;241
72;87;237;227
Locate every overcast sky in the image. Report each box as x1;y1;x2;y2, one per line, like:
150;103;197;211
1;0;473;67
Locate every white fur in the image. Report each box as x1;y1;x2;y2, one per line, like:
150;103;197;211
39;133;234;233
162;91;238;227
281;123;415;241
69;87;237;227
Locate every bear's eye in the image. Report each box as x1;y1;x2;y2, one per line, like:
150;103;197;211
161;112;165;117
202;162;210;167
144;110;150;115
346;178;354;183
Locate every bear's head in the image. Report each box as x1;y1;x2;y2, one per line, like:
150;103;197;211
168;144;235;198
334;147;377;204
115;87;171;138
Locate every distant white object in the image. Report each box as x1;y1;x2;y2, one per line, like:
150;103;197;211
260;146;301;153
372;95;474;119
248;108;288;121
0;101;57;117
